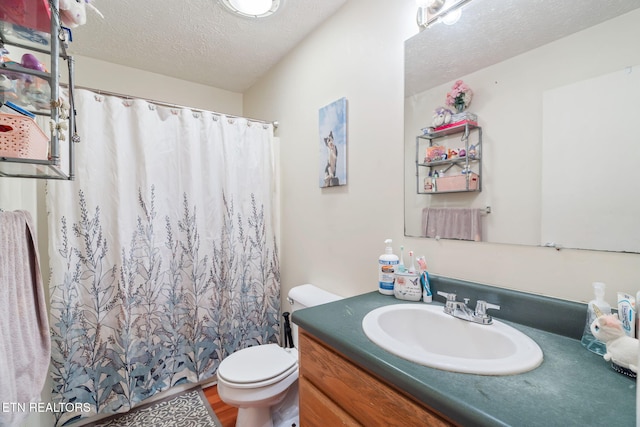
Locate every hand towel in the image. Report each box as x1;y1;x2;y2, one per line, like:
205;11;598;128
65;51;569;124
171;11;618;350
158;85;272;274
422;207;483;242
0;210;51;427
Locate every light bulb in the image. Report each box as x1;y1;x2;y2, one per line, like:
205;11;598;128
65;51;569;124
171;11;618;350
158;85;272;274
441;6;462;25
229;0;272;15
222;0;280;18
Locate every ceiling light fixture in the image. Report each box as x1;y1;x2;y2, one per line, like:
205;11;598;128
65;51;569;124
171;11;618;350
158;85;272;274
440;6;463;25
416;0;471;30
221;0;281;18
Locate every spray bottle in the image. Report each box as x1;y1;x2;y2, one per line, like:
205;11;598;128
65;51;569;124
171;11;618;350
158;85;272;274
378;239;399;295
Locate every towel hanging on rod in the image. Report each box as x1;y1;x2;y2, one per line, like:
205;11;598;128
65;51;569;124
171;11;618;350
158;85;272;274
422;207;485;241
0;210;51;427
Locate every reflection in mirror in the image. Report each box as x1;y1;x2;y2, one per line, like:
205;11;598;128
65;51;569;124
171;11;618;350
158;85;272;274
404;0;640;253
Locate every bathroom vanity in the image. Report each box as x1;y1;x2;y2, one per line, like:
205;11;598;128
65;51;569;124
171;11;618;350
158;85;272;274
298;330;452;426
292;276;636;426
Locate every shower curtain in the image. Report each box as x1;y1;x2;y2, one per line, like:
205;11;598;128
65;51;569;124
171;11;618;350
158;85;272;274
46;90;280;425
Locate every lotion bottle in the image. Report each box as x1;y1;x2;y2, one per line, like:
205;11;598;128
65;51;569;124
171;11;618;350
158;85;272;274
378;239;399;295
580;282;612;355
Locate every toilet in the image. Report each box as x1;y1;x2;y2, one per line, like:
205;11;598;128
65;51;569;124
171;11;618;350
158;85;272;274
216;284;342;427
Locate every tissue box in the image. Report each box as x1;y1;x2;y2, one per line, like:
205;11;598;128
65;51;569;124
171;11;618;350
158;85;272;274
435;173;479;192
450;112;478;123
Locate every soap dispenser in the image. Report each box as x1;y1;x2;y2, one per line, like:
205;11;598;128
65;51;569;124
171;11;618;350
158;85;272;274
378;239;399;295
581;282;612;355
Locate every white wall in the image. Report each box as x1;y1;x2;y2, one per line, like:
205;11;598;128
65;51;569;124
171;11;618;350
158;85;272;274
71;56;243;114
243;0;415;303
244;0;640;307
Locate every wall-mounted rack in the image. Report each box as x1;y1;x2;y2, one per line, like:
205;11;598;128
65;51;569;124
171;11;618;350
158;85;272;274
415;120;482;194
0;0;77;180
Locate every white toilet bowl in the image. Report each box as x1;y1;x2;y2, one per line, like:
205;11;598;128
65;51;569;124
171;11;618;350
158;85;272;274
216;284;341;427
217;344;299;427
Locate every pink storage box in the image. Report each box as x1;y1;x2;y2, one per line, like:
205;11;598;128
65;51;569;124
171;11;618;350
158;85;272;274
0;0;51;33
0;113;49;159
436;173;479;192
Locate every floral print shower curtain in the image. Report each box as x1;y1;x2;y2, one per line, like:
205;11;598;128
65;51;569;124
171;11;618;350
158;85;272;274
46;90;280;426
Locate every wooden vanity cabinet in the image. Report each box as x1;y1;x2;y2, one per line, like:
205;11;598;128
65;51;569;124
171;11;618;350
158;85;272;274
298;329;455;426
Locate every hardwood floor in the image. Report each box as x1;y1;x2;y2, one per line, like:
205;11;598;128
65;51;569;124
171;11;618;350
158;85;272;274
204;384;238;427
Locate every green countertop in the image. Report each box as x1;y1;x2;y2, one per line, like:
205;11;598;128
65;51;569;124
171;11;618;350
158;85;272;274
292;291;636;427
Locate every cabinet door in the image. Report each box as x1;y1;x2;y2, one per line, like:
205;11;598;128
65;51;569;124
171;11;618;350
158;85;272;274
299;377;360;426
299;330;454;427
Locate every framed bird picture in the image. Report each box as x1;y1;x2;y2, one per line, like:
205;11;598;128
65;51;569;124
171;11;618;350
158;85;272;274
318;97;347;188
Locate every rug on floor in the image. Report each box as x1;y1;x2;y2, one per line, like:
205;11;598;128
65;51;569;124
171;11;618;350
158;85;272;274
85;388;222;427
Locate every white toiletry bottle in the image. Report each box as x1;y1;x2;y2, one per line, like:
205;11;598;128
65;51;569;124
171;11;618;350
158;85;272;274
580;282;612;355
378;239;399;295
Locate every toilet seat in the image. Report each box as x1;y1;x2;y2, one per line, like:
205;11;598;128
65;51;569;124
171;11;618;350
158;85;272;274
217;344;298;389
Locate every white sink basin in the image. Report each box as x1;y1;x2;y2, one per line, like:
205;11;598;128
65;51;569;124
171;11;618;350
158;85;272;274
362;304;543;375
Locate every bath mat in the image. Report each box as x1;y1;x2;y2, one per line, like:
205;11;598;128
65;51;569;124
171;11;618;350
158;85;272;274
84;388;222;427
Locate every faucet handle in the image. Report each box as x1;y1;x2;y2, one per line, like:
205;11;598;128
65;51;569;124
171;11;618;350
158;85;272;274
475;300;500;316
437;291;457;301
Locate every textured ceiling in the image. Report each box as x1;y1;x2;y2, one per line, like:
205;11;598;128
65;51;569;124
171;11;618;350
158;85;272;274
406;0;640;96
68;0;347;93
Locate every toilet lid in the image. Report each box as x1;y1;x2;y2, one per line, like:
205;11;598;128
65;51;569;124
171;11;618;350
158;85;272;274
217;344;298;385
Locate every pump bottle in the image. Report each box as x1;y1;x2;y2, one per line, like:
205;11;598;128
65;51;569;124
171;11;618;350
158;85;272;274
378;239;399;295
581;282;612;355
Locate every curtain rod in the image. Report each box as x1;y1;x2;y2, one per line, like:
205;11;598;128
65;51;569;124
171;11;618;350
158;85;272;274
72;85;279;130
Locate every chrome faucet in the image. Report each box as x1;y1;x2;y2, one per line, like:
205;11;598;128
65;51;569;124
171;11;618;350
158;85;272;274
437;291;500;325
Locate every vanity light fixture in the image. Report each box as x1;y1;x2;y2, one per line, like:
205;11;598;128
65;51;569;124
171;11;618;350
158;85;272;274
417;0;471;30
220;0;281;18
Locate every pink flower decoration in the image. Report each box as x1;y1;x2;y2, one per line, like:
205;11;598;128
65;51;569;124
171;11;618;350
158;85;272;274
445;80;473;112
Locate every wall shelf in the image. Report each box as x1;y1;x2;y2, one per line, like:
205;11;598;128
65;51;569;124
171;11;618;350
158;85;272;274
416;120;482;194
1;60;51;81
0;0;77;180
0;157;70;179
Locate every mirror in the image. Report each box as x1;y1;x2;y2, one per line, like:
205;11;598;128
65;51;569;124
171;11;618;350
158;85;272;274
404;0;640;252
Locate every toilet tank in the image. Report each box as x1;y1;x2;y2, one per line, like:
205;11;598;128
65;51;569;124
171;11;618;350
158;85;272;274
287;284;342;347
